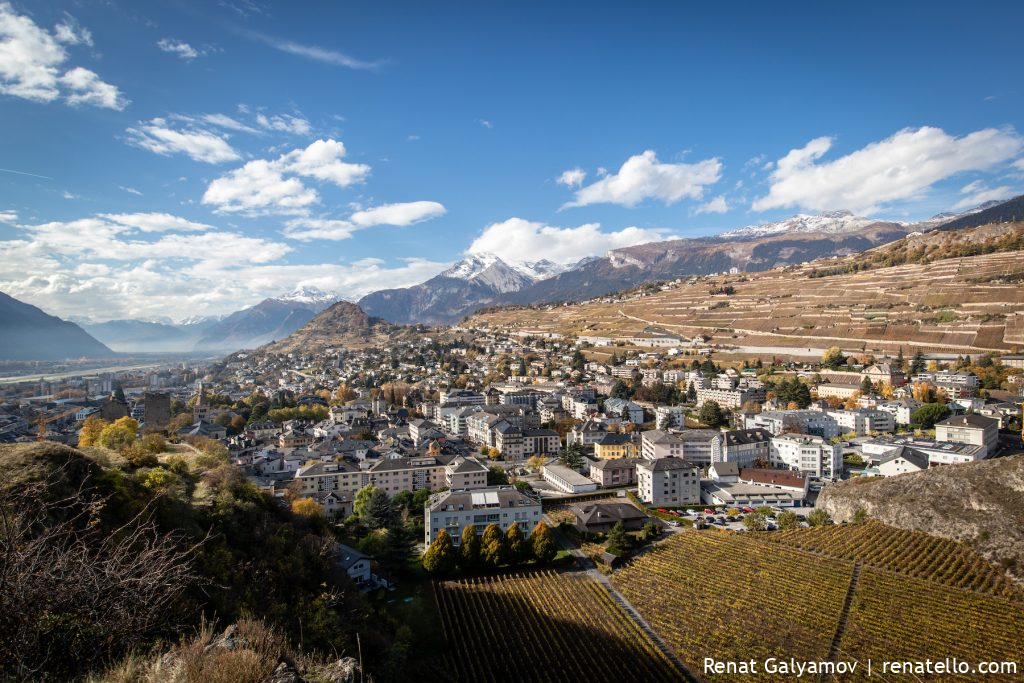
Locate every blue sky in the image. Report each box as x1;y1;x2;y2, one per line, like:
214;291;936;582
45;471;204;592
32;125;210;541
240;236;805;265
1;0;1022;321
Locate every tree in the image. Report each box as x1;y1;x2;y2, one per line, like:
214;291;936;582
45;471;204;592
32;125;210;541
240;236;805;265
422;530;456;575
686;381;697;402
354;485;393;528
291;497;324;518
807;509;833;527
743;513;767;531
698;400;726;428
487;466;510;486
605;521;630;555
530;522;556;564
558;443;584;470
525;455;546;471
459;525;480;569
776;510;799;530
505;522;526;565
860;375;874;394
896;347;905;372
822;346;846;370
480;523;507;567
911;402;950;429
98;417;139;453
642;521;660;541
78;415;109;447
910;349;926;374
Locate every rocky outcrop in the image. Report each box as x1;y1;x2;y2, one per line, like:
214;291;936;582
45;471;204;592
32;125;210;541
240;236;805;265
818;455;1024;581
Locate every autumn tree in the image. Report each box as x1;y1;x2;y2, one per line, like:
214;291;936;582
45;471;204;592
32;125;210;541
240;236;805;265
98;417;140;452
776;510;799;530
807;509;833;527
290;497;324;518
505;522;526;564
481;523;507;567
422;530;456;575
530;521;557;564
78;415;109;447
459;525;480;569
822;346;846;369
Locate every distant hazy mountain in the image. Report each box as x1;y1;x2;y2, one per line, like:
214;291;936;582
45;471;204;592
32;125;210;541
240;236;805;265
263;300;407;354
358;252;563;325
0;292;115;361
935;195;1023;232
195;287;338;351
82;319;203;353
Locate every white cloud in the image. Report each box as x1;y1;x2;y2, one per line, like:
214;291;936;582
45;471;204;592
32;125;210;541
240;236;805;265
0;209;16;223
563;150;722;208
952;181;1014;210
203;139;369;215
1014;158;1024;170
245;30;384;70
54;16;92;46
200;112;259;133
256;112;311;136
350;201;445;227
556;167;586;188
282;200;446;241
0;3;124;108
466;217;670;265
695;195;729;215
157;38;200;60
61;190;79;200
118;186;143;196
126;117;241;163
753;126;1024;214
60;67;128;110
479;119;493;129
98;212;212;232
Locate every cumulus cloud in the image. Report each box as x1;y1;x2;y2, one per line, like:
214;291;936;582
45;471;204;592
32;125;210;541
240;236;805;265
952;181;1014;210
157;38;200;60
126;117;241;163
563;150;722;208
466;217;671;265
0;209;16;223
98;212;212;232
203;139;370;215
753;126;1024;214
556;167;586;188
0;3;125;108
282;200;446;241
694;195;729;215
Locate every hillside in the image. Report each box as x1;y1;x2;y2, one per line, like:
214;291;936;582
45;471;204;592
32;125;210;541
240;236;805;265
263;300;411;354
467;221;1024;356
0;291;116;361
818;454;1024;580
196;288;338;351
83;318;200;353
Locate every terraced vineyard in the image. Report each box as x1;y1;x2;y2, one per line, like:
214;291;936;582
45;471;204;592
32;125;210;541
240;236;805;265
432;571;686;682
612;531;854;680
840;569;1024;682
469;225;1024;355
765;520;1023;599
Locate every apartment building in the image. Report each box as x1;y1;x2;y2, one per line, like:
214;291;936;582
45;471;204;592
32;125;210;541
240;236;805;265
588;458;639;487
593;432;640;459
425;487;542;546
636;456;701;506
366;454;447;494
769;434;842;479
826;408;896;436
295;460;366;496
934;414;999;457
721;427;772;467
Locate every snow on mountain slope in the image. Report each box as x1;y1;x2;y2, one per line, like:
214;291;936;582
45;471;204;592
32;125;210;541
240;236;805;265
274;286;339;308
719;210;877;238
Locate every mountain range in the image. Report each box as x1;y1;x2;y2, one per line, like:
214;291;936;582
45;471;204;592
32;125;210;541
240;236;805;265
358;200;1009;325
0;292;114;361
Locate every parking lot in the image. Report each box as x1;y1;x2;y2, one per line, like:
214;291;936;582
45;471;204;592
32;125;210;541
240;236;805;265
658;507;810;533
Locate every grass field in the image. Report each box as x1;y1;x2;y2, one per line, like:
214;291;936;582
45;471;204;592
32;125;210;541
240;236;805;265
432;570;686;683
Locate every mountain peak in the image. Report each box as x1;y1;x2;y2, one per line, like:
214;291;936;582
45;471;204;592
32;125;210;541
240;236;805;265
275;286;338;305
718;211;875;239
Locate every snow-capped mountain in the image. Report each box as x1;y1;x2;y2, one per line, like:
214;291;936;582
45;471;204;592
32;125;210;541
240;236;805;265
719;210;877;239
442;253;567;289
274;286;339;307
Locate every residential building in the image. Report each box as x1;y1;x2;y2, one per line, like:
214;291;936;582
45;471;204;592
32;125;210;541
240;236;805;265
588;458;639;487
696;384;765;410
521;428;561;456
721;428;772;467
425;487;542;546
444;456;489;490
493;421;524;459
934;414;999;457
295;460;366;496
877;447;929;477
862;363;905;387
604;397;645;423
593;432;639;459
815;383;862;400
752;410;840;439
636;456;700;506
769;434;841;479
337;544;372;584
826;408;896;436
877;399;923;426
655;405;685;430
572;502;649;534
366;454;447;494
640;429;684;459
568;420;609;447
676;429;723;466
542;463;599;494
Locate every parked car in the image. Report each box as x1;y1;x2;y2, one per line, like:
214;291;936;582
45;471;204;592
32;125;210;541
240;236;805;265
703;508;715;515
741;506;756;514
725;515;737;523
656;508;668;513
669;510;681;517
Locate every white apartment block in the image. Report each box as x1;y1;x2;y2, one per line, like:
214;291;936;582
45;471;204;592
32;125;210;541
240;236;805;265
655;405;686;430
826;408;896;436
425;487;542;546
769;434;842;480
934;414;999;458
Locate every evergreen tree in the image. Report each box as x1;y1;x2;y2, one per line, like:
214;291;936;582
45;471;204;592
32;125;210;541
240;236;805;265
459;524;480;569
530;521;557;564
481;523;507;567
686;381;697;402
698;400;726;428
911;350;926;374
860;375;874;394
422;530;456;575
896;347;905;371
505;522;526;564
558;442;584;470
605;521;630;555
